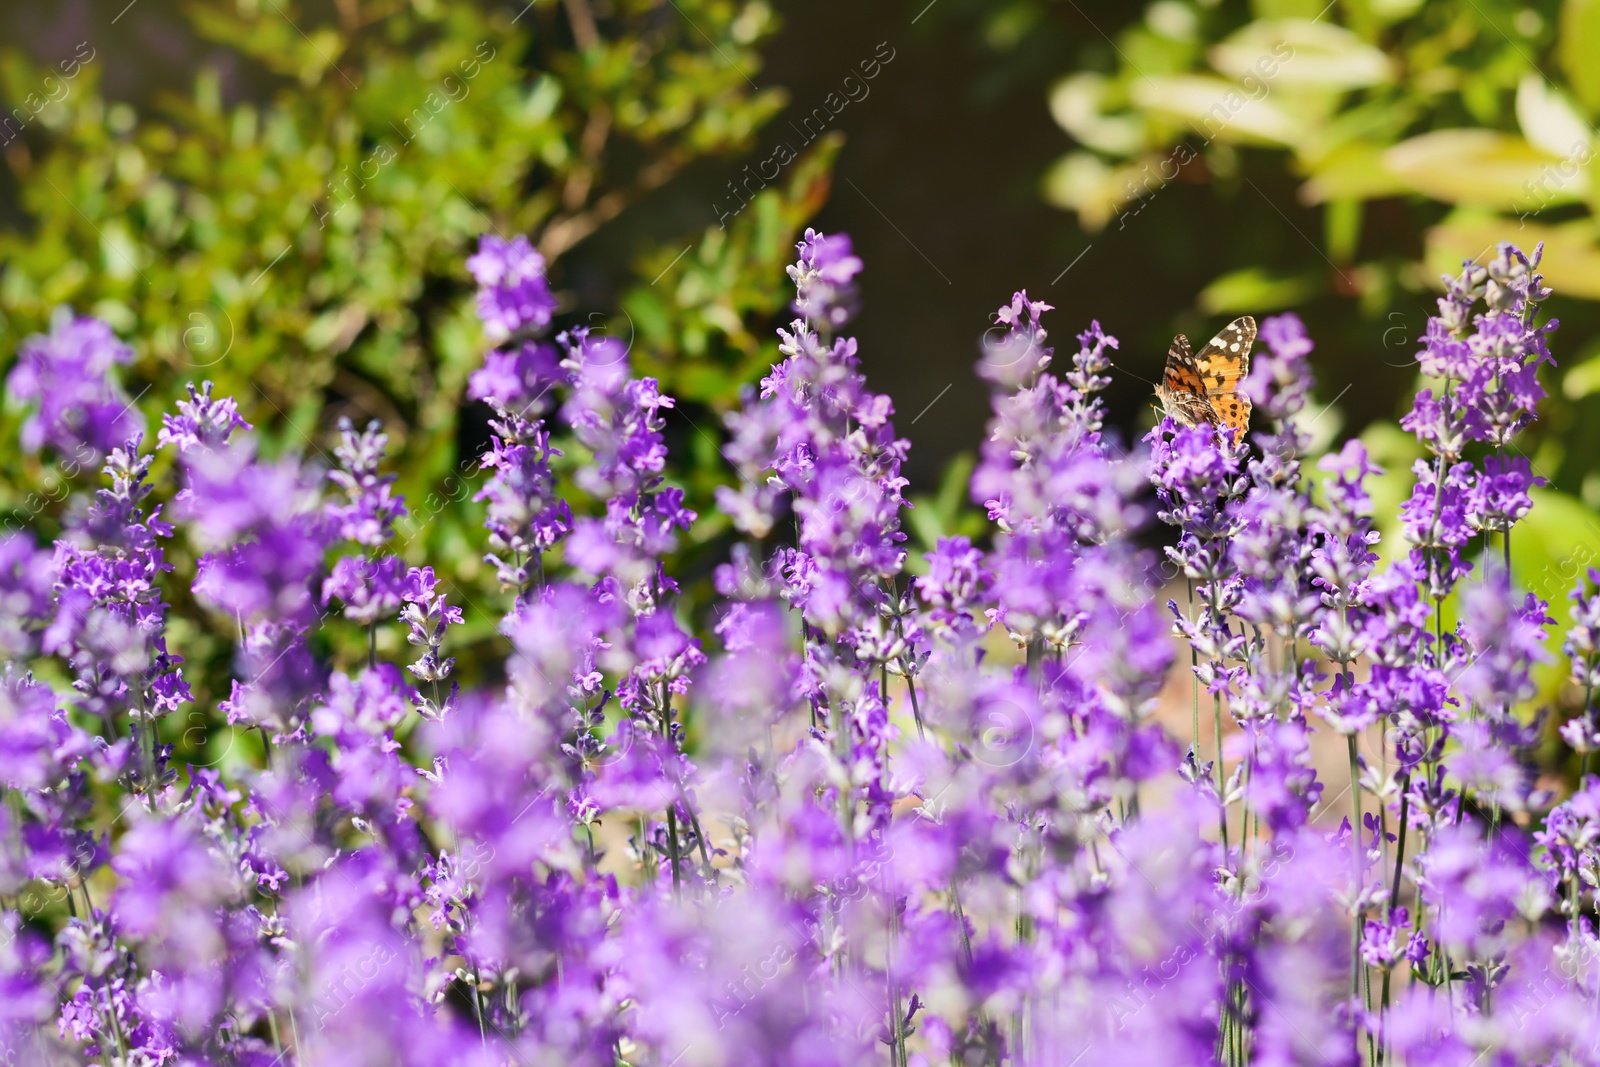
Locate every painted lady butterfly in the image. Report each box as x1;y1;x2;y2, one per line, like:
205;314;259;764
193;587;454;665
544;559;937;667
1154;315;1255;442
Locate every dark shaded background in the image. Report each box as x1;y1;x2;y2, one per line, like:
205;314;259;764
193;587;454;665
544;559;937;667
0;0;1496;489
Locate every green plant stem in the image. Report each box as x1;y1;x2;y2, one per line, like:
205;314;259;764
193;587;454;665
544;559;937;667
887;887;907;1067
678;780;714;877
81;880;129;1066
664;805;683;898
1582;659;1596;782
661;686;683;897
885;577;927;741
1188;579;1200;754
473;982;489;1051
950;877;973;967
1387;776;1411;903
1215;695;1228;854
1348;735;1364;1009
904;666;926;742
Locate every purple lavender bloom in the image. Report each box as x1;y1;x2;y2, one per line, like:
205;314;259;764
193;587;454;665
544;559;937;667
788;227;863;329
1563;570;1600;756
400;566;462;719
326;418;406;548
0;533;56;658
1308;440;1382;667
183;445;326;623
8;309;144;459
1464;453;1543;536
0;671;72;790
466;234;557;343
698;600;799;756
467;340;564;414
976;290;1054;392
322;554;407;625
1457;571;1552;713
177;438;327;731
111;812;235;964
720;240;909;643
1362;908;1412;969
47;440;191;764
156;380;250;453
1244;718;1324;833
1245;311;1315;429
475;419;572;592
1396;457;1475;598
0;913;55;1052
1419;822;1532;959
916;536;993;643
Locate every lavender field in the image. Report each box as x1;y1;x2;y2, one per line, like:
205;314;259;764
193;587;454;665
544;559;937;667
1;228;1597;1066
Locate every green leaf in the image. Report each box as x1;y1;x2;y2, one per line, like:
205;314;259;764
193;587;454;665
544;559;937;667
1041;151;1149;232
1211;19;1393;92
1048;73;1146;156
1515;74;1593;158
935;452;977;526
1130;74;1301;147
1325;198;1362;262
1249;0;1327;18
1518;487;1600;696
1521;488;1600;610
1383;130;1585;207
1561;0;1600;115
1198;266;1324;314
1564;350;1600;400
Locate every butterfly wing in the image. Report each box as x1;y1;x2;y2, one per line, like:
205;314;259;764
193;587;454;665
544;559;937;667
1157;333;1218;427
1192;315;1255;440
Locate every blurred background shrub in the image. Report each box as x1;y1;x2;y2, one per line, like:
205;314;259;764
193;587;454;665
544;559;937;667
0;0;842;700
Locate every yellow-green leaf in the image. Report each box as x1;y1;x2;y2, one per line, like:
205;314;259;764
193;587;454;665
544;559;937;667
1561;0;1600;115
1198;266;1325;315
1516;74;1593;159
1564;351;1600;400
1041;151;1153;232
1131;74;1301;146
1300;142;1412;203
1048;73;1146;156
1211;19;1392;91
1383;130;1584;207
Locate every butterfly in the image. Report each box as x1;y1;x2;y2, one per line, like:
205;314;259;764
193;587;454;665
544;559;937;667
1154;315;1255;442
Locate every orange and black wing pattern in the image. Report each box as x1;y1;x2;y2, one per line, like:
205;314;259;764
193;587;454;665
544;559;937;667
1192;315;1254;442
1154;316;1255;442
1155;333;1217;429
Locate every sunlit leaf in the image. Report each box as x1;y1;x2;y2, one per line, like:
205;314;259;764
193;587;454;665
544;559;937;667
1383;130;1586;207
1210;19;1392;92
1130;74;1301;147
1515;74;1593;159
1560;0;1600;115
1041;151;1154;232
1299;142;1412;203
1198;266;1325;314
1048;73;1147;156
1563;350;1600;399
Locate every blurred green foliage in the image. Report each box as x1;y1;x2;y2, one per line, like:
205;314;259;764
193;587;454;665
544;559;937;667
0;0;845;707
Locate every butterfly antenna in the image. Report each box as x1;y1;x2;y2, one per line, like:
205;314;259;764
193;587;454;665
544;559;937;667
1106;360;1160;389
